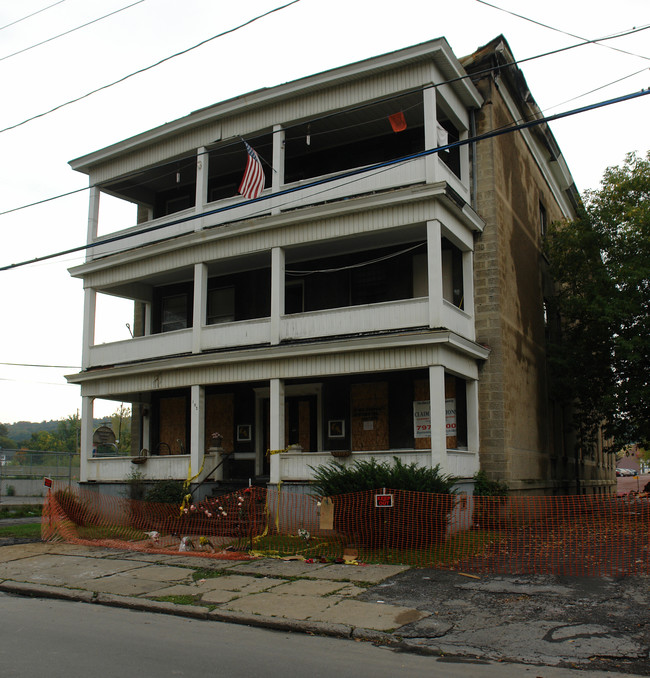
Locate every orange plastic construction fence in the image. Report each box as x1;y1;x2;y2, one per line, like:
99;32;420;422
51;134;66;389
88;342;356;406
42;483;650;576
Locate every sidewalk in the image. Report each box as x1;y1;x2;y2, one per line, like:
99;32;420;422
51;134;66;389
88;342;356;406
0;540;648;675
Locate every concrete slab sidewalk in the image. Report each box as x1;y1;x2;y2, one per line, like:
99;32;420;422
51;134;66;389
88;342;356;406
0;541;648;675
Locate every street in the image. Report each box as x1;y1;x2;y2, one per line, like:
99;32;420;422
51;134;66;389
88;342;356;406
0;593;633;678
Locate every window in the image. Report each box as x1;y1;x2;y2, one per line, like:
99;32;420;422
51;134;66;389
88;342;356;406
207;287;235;325
539;201;548;237
441;238;464;309
285;280;305;314
161;294;189;332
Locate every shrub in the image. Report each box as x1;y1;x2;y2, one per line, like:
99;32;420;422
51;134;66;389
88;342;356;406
144;479;186;504
6;485;16;497
310;457;457;548
310;457;456;496
472;470;508;496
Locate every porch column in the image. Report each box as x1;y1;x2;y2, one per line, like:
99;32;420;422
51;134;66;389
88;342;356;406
269;378;285;484
190;385;205;482
423;84;440;183
81;288;96;369
429;365;447;472
426;219;443;328
195;146;208;229
462;249;475;340
192;263;208;354
80;395;94;483
86;185;100;262
466;378;480;461
271;124;285;215
270;247;285;345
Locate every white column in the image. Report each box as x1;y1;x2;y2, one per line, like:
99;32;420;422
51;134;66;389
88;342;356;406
86;185;100;262
427;220;443;328
423;84;440;184
429;365;447;472
144;302;153;336
192;263;208;354
81;288;96;369
271;124;285;215
269;378;285;484
190;385;205;483
466;378;480;459
195;146;208;230
270;247;285;345
80;396;94;483
462;249;475;340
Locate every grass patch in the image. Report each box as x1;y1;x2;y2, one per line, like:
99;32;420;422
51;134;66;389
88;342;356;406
76;525;147;541
0;505;42;519
152;594;200;606
0;523;42;539
250;530;499;567
191;568;229;581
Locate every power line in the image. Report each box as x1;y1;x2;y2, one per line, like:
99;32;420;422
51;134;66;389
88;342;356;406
0;0;68;32
0;362;79;369
1;23;648;221
0;0;147;64
2;87;648;272
0;0;302;135
475;0;650;62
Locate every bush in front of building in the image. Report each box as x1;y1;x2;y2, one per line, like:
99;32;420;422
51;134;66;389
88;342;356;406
311;457;457;548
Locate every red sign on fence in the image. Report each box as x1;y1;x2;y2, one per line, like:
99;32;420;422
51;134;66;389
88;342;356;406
43;477;53;488
375;493;394;508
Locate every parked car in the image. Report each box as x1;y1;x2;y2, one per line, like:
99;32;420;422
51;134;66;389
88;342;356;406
617;468;636;476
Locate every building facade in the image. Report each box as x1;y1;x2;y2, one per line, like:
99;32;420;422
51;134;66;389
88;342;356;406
67;36;614;497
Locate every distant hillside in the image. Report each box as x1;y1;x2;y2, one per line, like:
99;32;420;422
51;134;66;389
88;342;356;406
2;419;108;447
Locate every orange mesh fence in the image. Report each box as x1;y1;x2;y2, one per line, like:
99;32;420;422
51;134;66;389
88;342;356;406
42;484;650;575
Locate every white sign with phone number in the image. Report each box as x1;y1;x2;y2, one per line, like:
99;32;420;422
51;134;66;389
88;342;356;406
413;400;457;439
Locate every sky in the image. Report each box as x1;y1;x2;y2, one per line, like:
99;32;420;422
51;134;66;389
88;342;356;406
0;0;648;425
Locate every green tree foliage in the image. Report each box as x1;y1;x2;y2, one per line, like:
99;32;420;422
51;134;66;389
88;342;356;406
23;414;81;453
545;151;650;447
110;404;132;455
0;422;18;449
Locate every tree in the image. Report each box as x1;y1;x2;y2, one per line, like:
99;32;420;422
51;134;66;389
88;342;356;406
0;422;18;449
545;151;650;447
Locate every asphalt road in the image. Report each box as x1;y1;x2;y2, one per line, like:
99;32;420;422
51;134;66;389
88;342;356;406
0;593;633;678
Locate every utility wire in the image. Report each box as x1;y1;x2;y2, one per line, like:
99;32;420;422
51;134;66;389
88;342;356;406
1;23;648;220
0;362;79;369
2;87;648;273
0;0;147;64
0;0;302;135
0;0;68;32
475;0;650;62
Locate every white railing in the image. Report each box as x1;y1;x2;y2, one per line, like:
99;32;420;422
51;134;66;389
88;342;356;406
88;328;192;365
278;448;478;482
281;297;429;341
85;298;476;368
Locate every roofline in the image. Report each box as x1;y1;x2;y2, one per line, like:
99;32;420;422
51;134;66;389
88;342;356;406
69;37;483;174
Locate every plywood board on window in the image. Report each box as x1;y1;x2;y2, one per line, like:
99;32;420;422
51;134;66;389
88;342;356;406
159;396;186;455
414;379;430;450
206;393;234;452
351;382;388;451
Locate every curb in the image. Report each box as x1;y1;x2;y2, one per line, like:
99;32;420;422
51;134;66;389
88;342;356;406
0;580;382;644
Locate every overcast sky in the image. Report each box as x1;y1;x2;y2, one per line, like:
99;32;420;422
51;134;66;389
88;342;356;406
1;0;648;425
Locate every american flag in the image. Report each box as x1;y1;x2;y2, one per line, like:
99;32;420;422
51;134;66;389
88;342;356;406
238;140;265;199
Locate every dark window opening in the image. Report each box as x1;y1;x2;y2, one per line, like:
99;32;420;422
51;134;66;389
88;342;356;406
284;92;424;184
207;133;273;202
206;268;271;323
207;286;235;325
285;242;423;313
441;238;464;309
101;156;197;220
445;374;467;450
540;201;548;237
437;109;461;178
153;282;193;334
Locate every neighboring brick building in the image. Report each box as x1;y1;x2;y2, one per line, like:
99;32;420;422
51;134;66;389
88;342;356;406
67;35;614;498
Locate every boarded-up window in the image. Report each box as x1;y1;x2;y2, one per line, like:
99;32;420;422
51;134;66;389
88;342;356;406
350;382;389;451
158;396;187;455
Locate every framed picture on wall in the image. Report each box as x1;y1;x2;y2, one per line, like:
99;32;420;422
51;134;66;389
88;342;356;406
237;424;252;442
328;420;345;439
